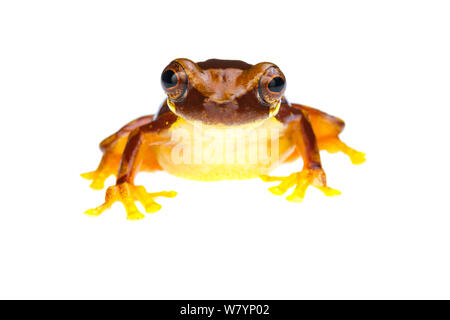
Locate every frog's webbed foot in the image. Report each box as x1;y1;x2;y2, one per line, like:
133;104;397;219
260;168;341;202
320;138;366;165
81;154;120;190
85;182;177;220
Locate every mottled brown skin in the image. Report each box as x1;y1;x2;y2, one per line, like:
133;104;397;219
83;58;364;219
164;58;282;125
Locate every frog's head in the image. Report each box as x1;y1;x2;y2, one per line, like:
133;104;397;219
160;58;286;126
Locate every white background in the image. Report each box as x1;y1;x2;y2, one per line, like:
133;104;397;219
0;0;449;299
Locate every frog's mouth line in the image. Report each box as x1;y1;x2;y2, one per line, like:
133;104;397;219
166;98;179;116
269;100;281;117
166;98;281;124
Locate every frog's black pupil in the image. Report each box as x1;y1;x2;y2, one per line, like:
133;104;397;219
268;77;285;93
161;70;178;88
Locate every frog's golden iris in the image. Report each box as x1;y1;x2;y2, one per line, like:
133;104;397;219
82;58;365;220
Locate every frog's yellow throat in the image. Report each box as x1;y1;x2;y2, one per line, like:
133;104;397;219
166;98;281;129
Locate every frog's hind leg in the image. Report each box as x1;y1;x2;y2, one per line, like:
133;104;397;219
293;104;366;165
318;137;366;165
81;115;156;189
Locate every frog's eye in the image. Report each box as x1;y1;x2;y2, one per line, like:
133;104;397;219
161;62;188;101
268;76;285;93
161;69;178;88
258;67;286;105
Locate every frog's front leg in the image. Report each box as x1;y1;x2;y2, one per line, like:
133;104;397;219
81;115;155;189
85;112;178;220
261;103;340;202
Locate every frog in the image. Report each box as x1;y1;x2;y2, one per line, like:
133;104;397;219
82;58;365;220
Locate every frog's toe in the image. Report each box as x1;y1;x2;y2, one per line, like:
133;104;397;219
134;186;176;214
85;206;106;216
269;175;297;196
90;178;106;190
260;175;285;182
150;190;178;198
321;138;366;165
135;195;162;213
347;150;366;165
316;186;342;197
80;171;96;180
144;202;162;214
126;209;146;221
85;200;114;216
119;194;145;220
81;170;114;190
261;173;297;196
